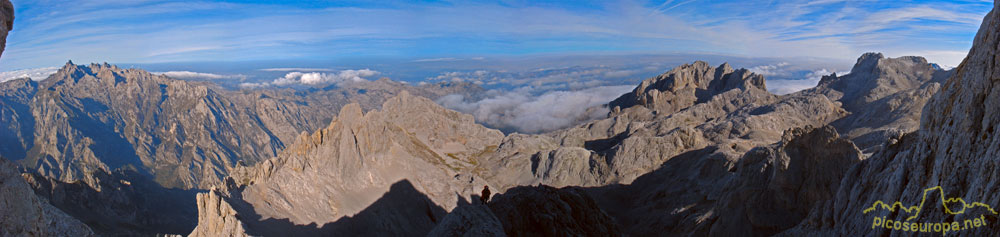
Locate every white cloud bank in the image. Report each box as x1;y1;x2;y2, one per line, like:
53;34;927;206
241;69;379;88
766;69;848;95
437;85;634;134
0;67;59;82
749;62;791;77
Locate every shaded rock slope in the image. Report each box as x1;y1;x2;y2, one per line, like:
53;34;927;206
786;2;1000;235
1;158;94;236
427;202;506;237
588;125;861;236
488;185;623;236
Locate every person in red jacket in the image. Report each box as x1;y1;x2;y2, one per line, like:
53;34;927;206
480;185;491;204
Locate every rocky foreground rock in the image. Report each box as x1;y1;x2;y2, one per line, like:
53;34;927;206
0;158;94;236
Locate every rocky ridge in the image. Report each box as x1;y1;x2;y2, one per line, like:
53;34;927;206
188;190;250;237
483;61;848;189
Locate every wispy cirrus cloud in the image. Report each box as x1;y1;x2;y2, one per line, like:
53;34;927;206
155;71;244;80
1;0;991;71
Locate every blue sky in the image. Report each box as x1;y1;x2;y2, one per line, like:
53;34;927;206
1;0;993;71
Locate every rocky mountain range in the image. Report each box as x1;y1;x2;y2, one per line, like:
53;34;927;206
0;57;484;234
2;1;1000;236
181;51;953;236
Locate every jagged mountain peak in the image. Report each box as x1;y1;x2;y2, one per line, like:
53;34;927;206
608;61;767;115
852;52;884;69
49;61;161;85
814;52;949;111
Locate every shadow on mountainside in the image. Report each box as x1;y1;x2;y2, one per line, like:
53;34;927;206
22;168;199;235
580;146;722;236
227;179;447;237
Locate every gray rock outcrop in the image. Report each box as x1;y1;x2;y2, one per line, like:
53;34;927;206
189;190;250;237
0;158;94;236
427;203;506;237
488;185;622;236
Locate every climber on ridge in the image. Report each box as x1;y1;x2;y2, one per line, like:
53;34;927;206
480;185;491;204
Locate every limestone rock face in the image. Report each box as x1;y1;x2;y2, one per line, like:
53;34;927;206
427;203;506;237
202;91;503;235
488;185;623;236
0;158;94;236
786;3;1000;235
189;190;249;237
16;62;305;190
